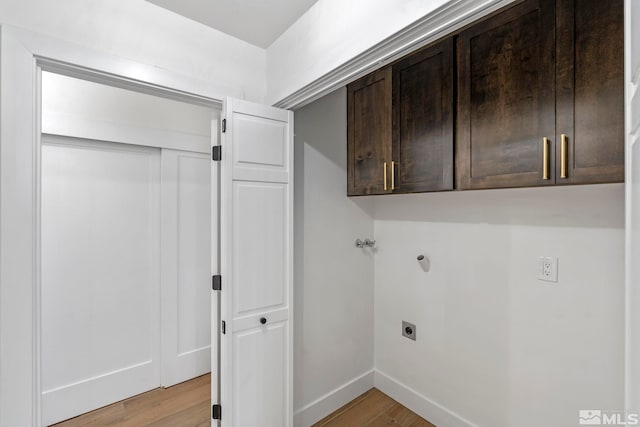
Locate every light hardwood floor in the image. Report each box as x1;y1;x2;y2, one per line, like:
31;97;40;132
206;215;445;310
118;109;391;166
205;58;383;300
51;374;211;427
312;388;436;427
52;376;433;427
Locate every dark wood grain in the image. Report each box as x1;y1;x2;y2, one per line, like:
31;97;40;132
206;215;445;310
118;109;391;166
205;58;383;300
392;38;455;193
555;0;624;184
347;67;393;196
312;388;435;427
456;0;556;189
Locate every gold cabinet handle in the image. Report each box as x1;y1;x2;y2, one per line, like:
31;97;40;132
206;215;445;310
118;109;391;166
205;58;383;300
560;134;568;179
391;161;395;190
383;162;388;191
542;137;550;180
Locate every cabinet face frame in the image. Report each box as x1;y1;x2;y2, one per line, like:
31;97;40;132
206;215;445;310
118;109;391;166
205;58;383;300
347;67;393;196
392;38;455;193
456;0;557;190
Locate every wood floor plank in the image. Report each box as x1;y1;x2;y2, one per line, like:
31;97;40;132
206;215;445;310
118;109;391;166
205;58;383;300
53;378;434;427
51;374;211;427
312;388;435;427
315;389;395;427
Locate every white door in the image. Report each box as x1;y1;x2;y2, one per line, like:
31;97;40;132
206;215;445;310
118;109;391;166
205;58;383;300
40;72;216;424
41;136;161;426
626;0;640;414
161;148;212;387
218;98;293;427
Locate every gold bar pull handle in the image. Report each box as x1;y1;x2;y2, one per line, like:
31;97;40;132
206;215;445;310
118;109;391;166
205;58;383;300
560;134;568;179
391;161;396;190
542;137;550;180
383;162;388;191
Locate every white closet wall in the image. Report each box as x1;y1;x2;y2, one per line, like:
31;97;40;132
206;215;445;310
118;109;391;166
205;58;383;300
294;88;625;427
42;72;213;153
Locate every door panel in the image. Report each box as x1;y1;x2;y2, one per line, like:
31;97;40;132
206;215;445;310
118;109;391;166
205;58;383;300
221;98;293;427
233;182;287;316
457;0;556;189
393;38;454;193
161;149;212;387
347;67;392;195
556;0;624;184
41;136;160;426
232;321;287;427
233;115;288;168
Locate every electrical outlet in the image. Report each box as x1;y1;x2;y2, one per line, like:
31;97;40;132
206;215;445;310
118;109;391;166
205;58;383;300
402;321;416;341
538;256;558;282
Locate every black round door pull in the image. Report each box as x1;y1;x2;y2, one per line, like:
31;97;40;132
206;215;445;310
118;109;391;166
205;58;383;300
260;317;267;325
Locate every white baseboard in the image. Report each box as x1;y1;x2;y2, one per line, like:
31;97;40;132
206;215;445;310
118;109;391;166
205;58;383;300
294;370;375;427
374;370;478;427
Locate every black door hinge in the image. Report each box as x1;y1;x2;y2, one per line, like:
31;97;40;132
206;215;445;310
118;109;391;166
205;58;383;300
212;275;222;291
212;404;222;420
212;145;222;161
222;320;226;334
221;118;226;133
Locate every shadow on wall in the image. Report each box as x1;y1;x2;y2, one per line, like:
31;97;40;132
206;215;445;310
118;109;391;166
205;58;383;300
366;183;624;229
292;86;375;417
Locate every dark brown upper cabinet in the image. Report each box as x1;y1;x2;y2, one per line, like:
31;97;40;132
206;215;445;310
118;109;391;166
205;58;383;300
347;0;624;195
555;0;624;184
456;0;557;190
347;39;455;196
392;38;454;193
456;0;624;190
347;67;392;196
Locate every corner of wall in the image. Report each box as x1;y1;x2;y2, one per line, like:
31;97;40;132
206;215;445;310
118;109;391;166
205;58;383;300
294;370;375;427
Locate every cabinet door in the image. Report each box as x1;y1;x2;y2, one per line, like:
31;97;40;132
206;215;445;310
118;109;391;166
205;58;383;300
457;0;556;189
347;67;392;195
555;0;624;184
392;38;454;193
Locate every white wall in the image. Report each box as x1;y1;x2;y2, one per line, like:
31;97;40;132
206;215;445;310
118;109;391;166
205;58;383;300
267;0;457;104
295;88;625;427
293;88;376;426
41;71;215;154
373;187;625;427
625;0;640;413
0;0;266;102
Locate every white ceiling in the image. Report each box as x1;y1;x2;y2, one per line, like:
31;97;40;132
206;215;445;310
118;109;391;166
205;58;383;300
147;0;320;48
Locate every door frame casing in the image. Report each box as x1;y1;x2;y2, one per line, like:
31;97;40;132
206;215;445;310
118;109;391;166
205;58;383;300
625;0;640;414
0;25;222;426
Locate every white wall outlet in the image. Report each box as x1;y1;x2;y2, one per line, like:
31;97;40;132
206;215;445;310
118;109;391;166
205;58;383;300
538;256;558;282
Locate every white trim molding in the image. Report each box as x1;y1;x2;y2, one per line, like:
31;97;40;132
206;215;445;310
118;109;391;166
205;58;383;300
0;24;222;426
272;0;517;110
374;370;478;427
293;370;375;427
6;25;225;107
292;369;479;427
625;0;640;415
